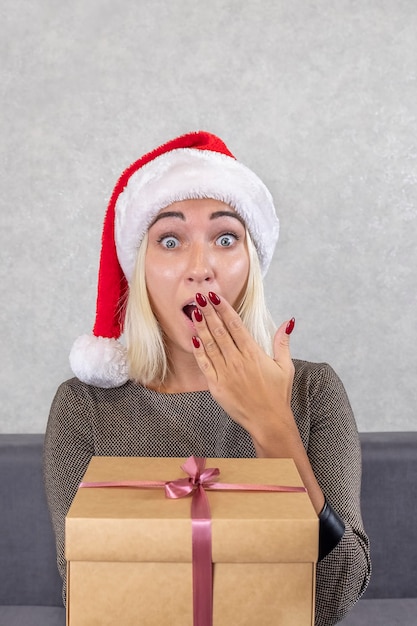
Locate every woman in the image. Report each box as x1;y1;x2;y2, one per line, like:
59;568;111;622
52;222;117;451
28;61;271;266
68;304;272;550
44;131;371;625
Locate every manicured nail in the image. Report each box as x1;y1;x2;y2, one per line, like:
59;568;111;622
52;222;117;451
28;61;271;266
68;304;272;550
196;292;207;307
208;292;221;305
193;308;203;323
192;336;201;349
285;317;295;335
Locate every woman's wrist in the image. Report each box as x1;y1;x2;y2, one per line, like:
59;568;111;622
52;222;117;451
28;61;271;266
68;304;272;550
249;408;299;456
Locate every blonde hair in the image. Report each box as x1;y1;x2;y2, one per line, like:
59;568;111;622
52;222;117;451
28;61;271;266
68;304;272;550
124;230;276;386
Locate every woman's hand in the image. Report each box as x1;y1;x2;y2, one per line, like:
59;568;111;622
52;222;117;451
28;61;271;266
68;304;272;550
191;290;325;514
191;291;297;455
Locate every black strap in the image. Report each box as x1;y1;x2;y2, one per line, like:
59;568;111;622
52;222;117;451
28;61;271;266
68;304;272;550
318;499;345;561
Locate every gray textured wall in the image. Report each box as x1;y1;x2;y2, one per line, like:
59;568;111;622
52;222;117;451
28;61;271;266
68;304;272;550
1;0;416;433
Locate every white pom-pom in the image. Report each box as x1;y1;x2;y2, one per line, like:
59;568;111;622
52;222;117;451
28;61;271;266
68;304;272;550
69;335;129;388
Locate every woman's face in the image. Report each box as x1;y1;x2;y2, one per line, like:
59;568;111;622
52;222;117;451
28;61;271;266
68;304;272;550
145;198;250;357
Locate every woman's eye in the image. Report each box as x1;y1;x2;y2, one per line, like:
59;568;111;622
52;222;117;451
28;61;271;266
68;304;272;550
159;235;180;249
216;233;237;247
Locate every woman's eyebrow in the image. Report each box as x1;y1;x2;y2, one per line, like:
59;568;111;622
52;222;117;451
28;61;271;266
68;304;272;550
150;209;245;227
210;210;245;226
150;211;185;226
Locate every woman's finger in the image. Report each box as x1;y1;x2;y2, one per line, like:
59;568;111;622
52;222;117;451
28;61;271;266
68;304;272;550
198;291;255;357
273;317;295;363
192;306;227;366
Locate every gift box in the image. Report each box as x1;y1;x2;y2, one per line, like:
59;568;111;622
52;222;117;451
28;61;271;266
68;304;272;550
66;456;318;625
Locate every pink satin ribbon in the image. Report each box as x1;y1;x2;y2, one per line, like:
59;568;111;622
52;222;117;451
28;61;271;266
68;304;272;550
79;456;307;626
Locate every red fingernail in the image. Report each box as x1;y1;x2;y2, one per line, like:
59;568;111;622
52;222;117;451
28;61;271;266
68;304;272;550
193;308;203;323
285;317;295;335
208;292;221;305
196;292;207;307
192;336;200;348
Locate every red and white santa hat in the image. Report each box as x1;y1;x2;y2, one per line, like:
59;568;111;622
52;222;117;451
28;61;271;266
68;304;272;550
69;131;279;388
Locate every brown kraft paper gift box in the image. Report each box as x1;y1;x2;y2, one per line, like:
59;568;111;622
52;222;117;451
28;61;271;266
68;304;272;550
65;456;318;625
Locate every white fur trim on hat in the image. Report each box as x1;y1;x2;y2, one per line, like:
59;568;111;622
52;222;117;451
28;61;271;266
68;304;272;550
115;147;279;281
69;335;129;388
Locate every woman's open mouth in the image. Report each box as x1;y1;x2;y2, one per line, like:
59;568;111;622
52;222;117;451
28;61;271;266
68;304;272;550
182;303;198;320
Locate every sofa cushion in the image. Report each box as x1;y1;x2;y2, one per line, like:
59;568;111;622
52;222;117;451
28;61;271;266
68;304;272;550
0;606;65;626
0;434;62;606
359;432;417;599
339;598;417;625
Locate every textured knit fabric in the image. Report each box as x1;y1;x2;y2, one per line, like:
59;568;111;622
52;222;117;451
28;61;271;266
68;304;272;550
43;358;371;626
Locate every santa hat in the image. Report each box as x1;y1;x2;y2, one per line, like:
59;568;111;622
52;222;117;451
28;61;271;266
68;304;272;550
69;131;279;388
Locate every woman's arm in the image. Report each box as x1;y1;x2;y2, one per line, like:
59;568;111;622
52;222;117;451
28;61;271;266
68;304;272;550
191;295;370;625
291;360;371;625
43;378;95;604
191;294;325;510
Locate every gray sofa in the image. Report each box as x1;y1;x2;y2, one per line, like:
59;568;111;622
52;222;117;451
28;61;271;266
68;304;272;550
0;432;416;626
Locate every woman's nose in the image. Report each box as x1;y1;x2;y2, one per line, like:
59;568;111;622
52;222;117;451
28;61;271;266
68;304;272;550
186;245;214;283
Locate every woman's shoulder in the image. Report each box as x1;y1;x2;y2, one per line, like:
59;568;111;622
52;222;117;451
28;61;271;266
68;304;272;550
51;377;141;411
292;358;349;398
293;358;338;379
56;376;137;395
291;359;356;440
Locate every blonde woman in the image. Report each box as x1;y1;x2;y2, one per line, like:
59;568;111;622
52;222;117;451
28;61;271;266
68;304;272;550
44;131;371;625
